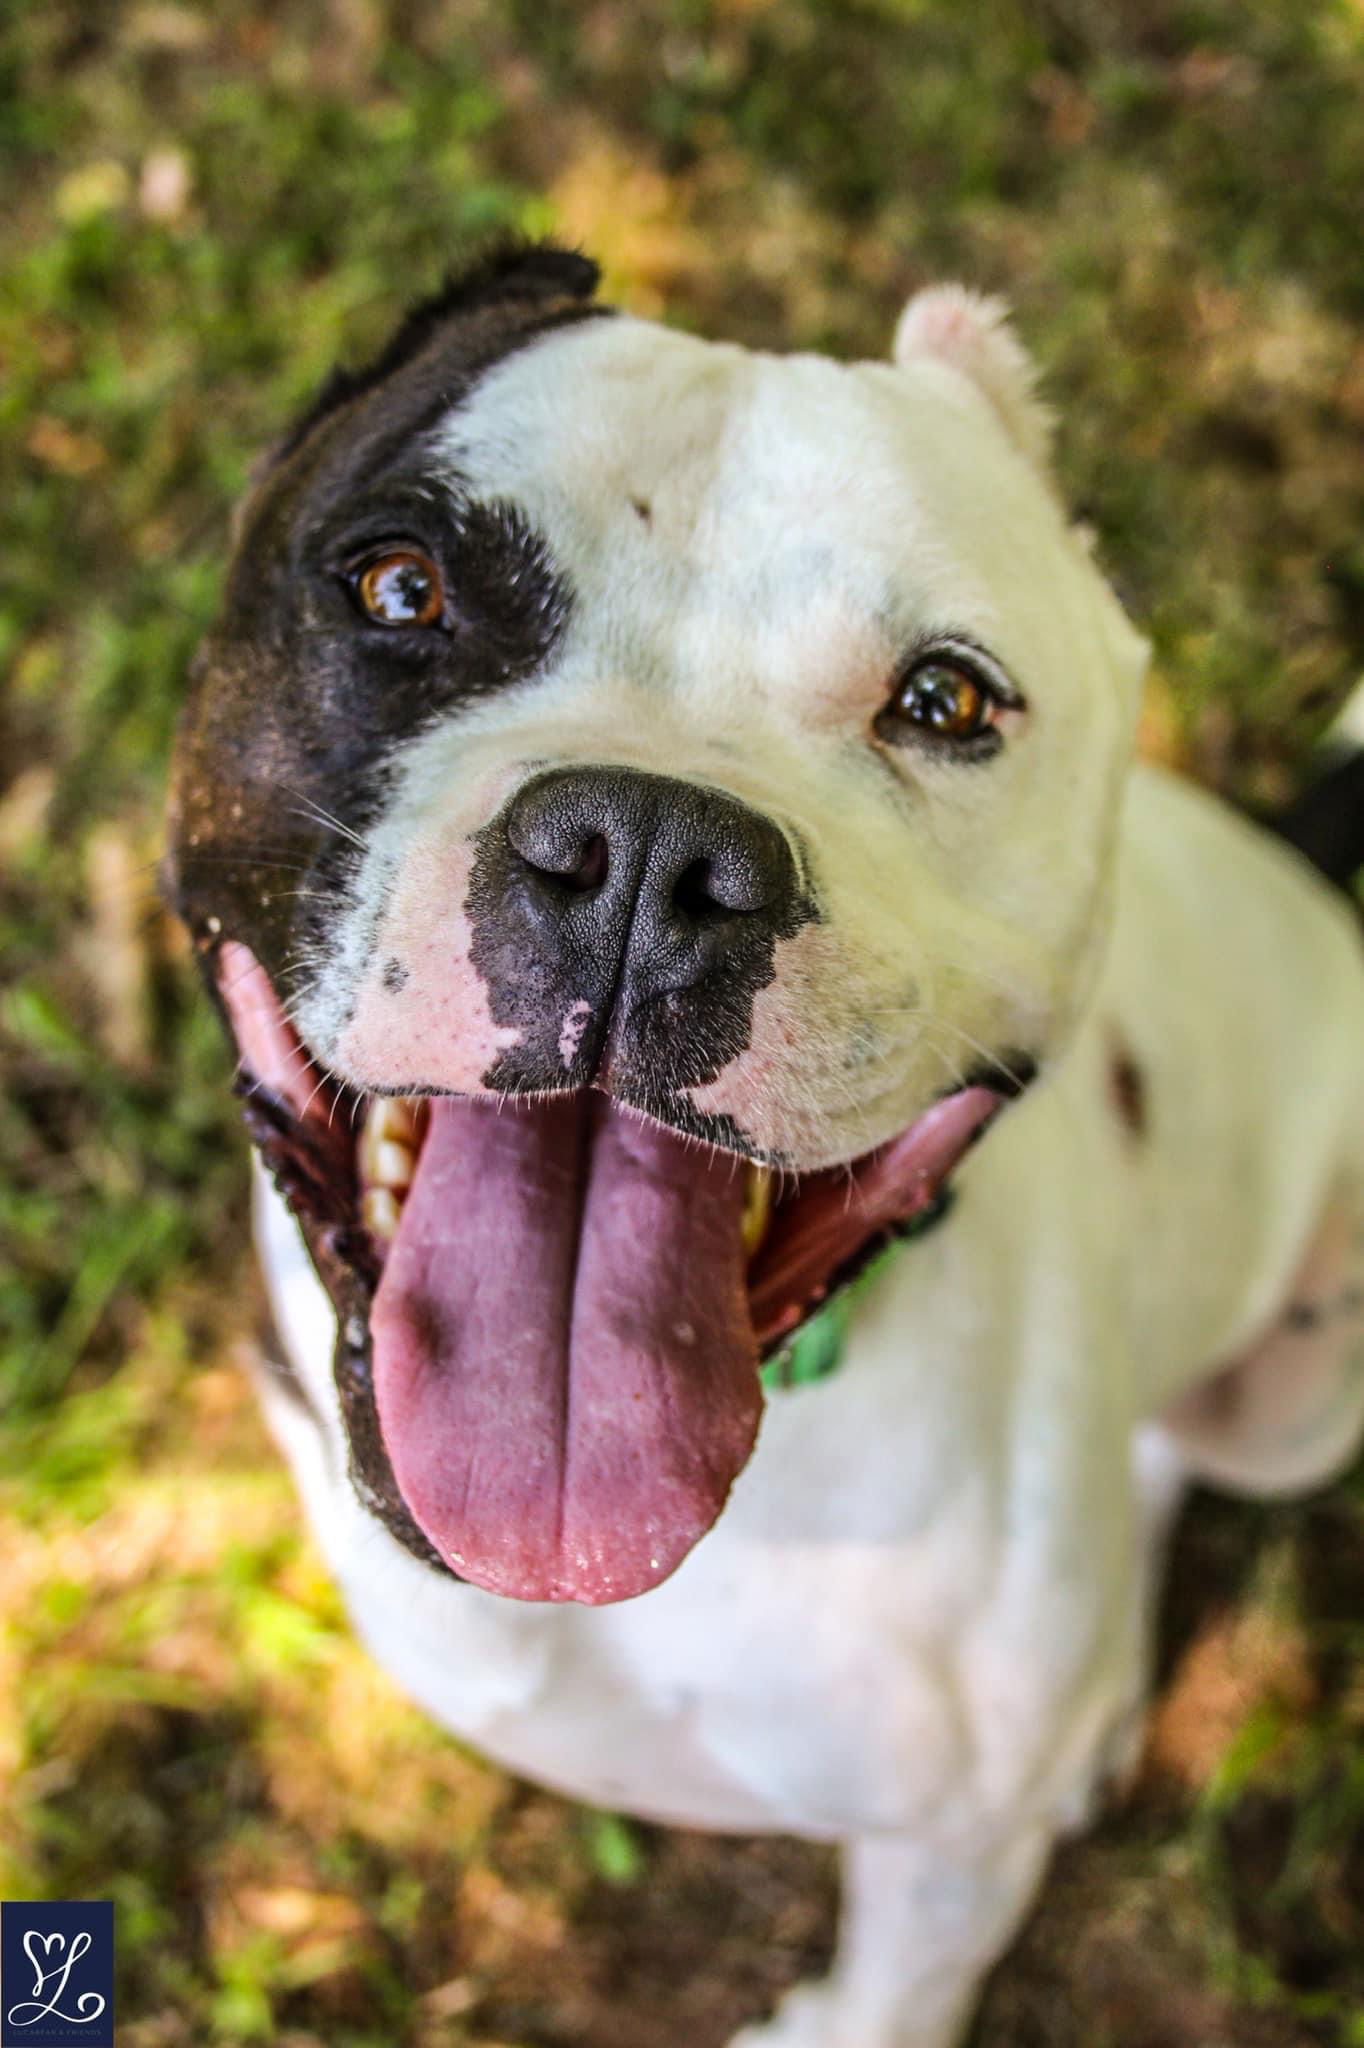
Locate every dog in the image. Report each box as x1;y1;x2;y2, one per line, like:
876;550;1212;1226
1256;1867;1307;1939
166;242;1364;2046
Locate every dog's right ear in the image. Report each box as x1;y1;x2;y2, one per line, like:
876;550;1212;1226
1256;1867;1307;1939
264;240;602;473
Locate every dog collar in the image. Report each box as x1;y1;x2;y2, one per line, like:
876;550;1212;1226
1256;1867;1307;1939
760;1189;954;1390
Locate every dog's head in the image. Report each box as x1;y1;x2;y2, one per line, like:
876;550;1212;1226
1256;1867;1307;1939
168;243;1146;1605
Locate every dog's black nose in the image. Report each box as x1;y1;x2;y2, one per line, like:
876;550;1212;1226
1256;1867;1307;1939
506;765;795;981
472;767;807;1095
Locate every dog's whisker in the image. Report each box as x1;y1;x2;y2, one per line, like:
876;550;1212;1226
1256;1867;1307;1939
279;788;372;852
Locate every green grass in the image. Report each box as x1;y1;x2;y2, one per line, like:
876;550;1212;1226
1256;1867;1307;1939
3;2;1364;2041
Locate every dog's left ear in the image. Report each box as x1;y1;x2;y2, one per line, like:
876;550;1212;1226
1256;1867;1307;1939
896;285;1151;696
893;286;1053;475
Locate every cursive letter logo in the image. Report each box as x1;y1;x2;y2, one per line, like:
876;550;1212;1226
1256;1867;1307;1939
5;1929;107;2028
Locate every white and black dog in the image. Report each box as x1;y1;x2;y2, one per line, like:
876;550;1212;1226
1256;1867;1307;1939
167;244;1364;2046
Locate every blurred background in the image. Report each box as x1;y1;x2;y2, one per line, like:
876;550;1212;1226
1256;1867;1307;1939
3;1;1364;2042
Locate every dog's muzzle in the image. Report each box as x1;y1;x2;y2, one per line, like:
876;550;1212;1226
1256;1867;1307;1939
206;772;1028;1609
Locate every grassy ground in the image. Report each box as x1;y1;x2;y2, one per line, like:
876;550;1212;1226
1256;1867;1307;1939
3;1;1364;2041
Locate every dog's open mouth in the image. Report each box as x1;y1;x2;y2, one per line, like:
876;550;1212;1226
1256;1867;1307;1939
219;942;1021;1605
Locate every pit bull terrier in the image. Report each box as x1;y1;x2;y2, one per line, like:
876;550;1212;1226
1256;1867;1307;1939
166;243;1364;2046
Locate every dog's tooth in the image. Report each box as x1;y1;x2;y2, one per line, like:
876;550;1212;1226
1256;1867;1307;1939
370;1095;421;1145
357;1116;382;1186
741;1164;772;1258
360;1099;419;1187
369;1137;415;1190
361;1186;402;1243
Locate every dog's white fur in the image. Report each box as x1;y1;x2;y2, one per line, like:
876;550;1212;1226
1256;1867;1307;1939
253;291;1364;2045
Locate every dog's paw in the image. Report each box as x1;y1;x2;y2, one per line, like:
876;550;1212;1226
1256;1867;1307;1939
730;1982;961;2048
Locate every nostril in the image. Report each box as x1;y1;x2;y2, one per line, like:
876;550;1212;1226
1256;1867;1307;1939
672;856;765;921
674;858;716;919
564;832;609;893
510;822;610;894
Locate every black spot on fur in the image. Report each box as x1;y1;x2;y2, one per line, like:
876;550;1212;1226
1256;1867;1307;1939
1285;1300;1324;1332
1107;1034;1149;1140
382;957;409;993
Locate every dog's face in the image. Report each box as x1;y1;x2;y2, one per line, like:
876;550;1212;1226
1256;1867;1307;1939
168;246;1146;1606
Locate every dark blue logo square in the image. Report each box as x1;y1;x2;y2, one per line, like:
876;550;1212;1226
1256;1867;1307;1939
0;1902;114;2048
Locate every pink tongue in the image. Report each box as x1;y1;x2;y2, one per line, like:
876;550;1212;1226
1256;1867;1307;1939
369;1095;763;1604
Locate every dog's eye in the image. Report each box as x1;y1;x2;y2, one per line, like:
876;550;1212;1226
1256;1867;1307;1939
875;653;1016;756
354;549;445;628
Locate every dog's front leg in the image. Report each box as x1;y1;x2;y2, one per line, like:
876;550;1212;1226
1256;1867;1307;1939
733;1825;1052;2048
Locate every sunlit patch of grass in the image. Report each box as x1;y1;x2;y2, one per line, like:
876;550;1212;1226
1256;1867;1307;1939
0;1319;522;2045
1124;1502;1364;2045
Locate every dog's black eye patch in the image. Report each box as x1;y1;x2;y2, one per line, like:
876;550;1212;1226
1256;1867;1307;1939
317;494;570;690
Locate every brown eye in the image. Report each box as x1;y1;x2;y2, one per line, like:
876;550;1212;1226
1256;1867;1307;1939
876;654;1014;754
355;549;445;628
